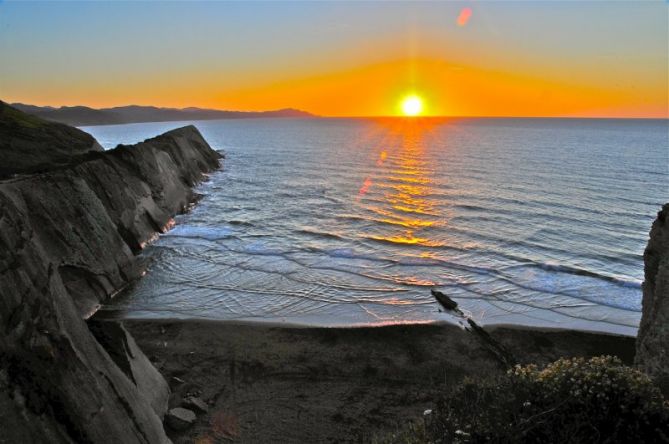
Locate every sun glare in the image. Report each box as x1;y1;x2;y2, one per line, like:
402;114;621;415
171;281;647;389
401;95;423;116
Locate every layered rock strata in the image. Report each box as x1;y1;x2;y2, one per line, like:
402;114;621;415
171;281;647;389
0;105;221;443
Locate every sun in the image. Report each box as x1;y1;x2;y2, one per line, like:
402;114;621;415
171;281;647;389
401;95;423;116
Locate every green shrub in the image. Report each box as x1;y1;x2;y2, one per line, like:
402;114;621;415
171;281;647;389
385;356;669;444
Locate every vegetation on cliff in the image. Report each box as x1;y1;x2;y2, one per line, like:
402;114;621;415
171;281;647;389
383;356;669;444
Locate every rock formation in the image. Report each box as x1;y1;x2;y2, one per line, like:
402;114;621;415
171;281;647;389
636;203;669;395
0;103;222;442
89;320;170;418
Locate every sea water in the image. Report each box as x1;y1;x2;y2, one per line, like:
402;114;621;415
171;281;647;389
82;117;668;335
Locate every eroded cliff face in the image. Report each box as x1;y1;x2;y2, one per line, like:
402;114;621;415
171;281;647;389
0;118;221;442
636;203;669;395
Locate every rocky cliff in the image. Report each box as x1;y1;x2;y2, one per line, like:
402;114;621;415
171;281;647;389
0;103;221;442
636;203;669;395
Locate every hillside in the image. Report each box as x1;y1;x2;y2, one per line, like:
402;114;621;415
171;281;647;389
0;101;102;177
11;103;316;126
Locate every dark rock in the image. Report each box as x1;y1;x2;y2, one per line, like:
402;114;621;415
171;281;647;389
0;100;102;177
431;289;458;311
165;408;196;431
0;102;221;443
466;318;516;369
636;203;669;394
0;233;170;443
1;124;222;319
89;320;170;418
182;396;208;414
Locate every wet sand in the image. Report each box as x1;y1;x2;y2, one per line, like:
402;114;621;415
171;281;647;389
126;320;635;443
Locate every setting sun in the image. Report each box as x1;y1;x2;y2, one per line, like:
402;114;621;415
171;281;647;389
401;95;423;116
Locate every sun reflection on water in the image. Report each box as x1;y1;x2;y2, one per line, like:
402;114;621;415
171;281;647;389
357;118;447;248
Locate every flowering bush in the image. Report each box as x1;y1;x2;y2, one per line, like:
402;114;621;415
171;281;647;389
384;356;669;443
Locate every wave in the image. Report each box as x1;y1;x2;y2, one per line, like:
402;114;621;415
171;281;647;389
294;228;346;241
509;261;641;289
162;225;641;295
228;220;255;227
163;225;234;240
361;234;446;248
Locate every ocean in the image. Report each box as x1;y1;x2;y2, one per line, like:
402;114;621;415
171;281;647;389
83;117;668;335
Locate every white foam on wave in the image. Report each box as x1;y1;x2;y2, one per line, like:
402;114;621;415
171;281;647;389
164;225;234;240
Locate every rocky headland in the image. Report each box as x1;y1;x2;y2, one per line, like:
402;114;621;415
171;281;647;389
0;102;221;443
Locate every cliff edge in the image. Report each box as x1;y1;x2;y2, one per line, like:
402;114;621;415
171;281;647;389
0;103;221;442
636;203;669;394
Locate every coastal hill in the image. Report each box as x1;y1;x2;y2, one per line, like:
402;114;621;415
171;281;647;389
0;100;103;177
11;103;316;126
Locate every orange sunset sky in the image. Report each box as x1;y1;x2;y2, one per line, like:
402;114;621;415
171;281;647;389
1;1;667;118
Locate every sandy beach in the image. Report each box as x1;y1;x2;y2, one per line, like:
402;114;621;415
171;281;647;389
125;319;635;443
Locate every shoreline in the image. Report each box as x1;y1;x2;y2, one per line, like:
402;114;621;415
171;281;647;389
123;318;636;443
94;309;639;338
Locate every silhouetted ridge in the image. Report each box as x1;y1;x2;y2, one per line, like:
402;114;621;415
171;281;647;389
12;102;317;126
0;100;103;177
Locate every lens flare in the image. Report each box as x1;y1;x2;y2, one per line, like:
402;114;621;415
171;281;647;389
358;177;373;195
457;7;472;27
401;95;423;116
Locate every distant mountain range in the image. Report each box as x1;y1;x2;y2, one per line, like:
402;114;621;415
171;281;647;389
11;103;317;126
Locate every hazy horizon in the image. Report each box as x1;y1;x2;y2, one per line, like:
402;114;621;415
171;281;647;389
9;101;669;121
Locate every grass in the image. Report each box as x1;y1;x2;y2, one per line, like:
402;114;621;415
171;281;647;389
1;101;46;129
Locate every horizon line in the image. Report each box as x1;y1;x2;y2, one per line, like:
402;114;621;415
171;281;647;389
8;100;668;120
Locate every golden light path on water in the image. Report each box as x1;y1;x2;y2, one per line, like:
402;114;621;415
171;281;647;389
359;118;449;250
353;118;464;292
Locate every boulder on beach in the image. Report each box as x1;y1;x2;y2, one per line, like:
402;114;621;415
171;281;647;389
182;396;209;414
166;407;197;431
